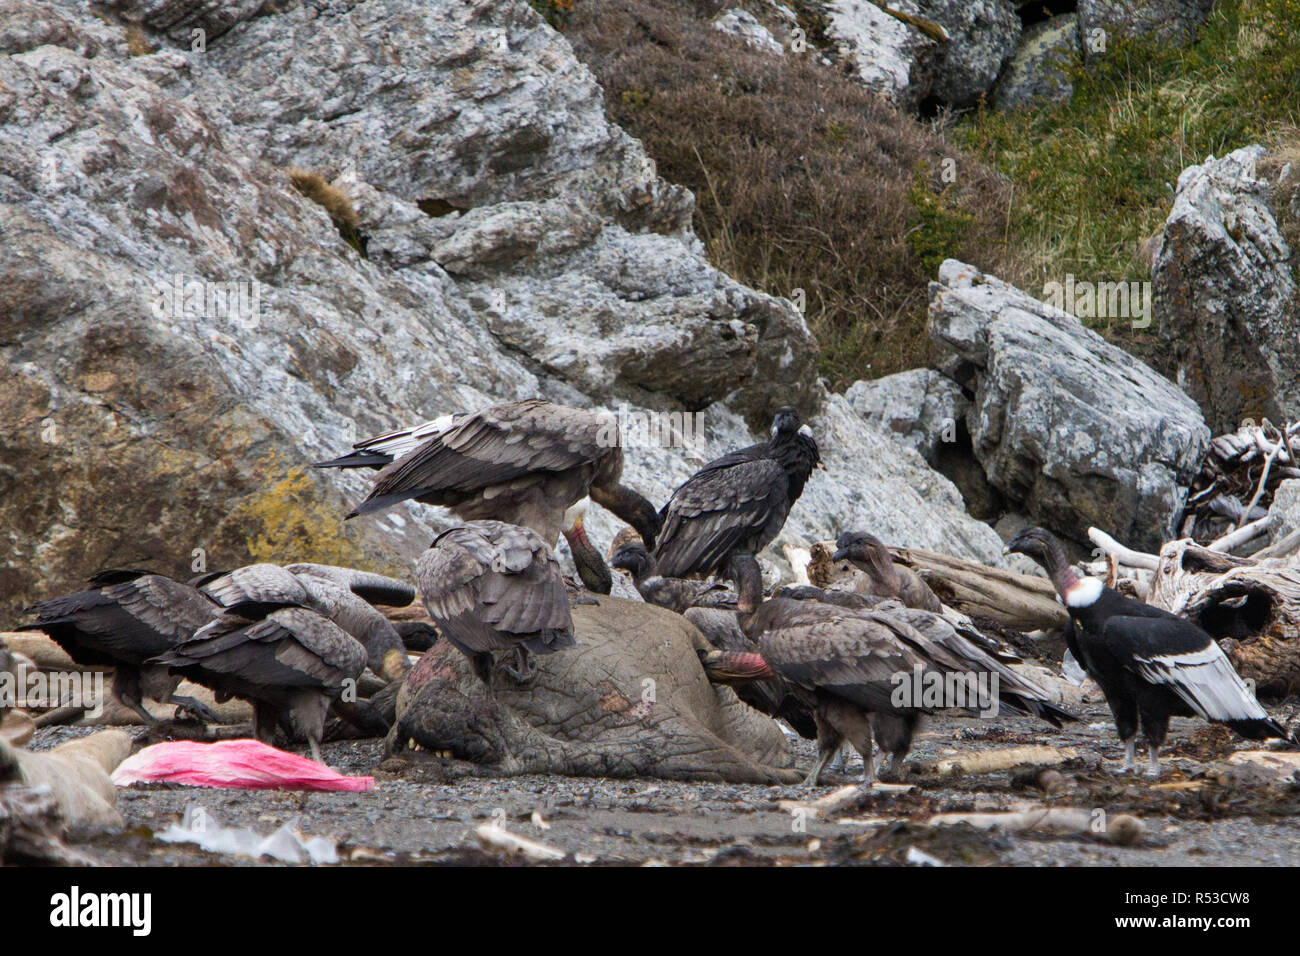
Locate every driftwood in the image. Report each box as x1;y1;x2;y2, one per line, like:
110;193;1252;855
1093;532;1300;695
807;542;1067;632
1182;420;1300;544
926;808;1143;846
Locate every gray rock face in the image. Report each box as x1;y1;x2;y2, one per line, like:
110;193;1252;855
919;0;1021;107
994;14;1077;109
929;260;1211;551
843;369;969;465
712;8;785;55
819;0;1018;110
1152;146;1299;434
1078;0;1216;56
0;0;1009;621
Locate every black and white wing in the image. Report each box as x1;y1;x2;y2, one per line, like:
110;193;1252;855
347;399;613;518
155;607;365;695
1104;616;1288;739
315;414;460;469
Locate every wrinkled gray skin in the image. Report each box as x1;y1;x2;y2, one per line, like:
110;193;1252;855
389;597;799;784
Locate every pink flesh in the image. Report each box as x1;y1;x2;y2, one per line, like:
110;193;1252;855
111;739;375;792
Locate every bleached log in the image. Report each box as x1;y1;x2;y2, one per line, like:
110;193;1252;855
927;808;1143;845
1208;514;1273;553
917;745;1075;776
1087;527;1159;570
807;543;1068;631
777;781;914;818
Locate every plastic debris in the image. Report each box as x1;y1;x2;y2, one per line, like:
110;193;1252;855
156;806;338;864
111;739;375;792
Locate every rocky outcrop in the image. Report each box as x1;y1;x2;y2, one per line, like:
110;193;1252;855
712;7;785;55
843;368;968;465
994;14;1077;109
929;260;1211;551
1078;0;1217;57
389;597;801;784
1152;146;1299;434
819;0;1018;110
0;0;1017;625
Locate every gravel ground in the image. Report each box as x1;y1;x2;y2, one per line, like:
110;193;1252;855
32;696;1300;867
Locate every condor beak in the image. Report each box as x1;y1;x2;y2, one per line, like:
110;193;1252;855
832;548;848;562
381;647;411;683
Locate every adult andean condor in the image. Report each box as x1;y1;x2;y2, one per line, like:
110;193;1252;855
653;406;819;609
19;571;224;724
1006;526;1289;775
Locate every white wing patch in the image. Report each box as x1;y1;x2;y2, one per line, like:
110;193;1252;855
356;414;456;458
1134;643;1267;722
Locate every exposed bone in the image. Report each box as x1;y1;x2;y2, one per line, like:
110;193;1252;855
777;782;915;818
474;823;567;862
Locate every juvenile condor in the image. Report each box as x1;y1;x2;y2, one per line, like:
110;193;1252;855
725;569;1072;786
152;607;366;764
653;406;820;610
833;531;943;612
612;541;737;614
316;398;662;550
417;520;575;685
1007;526;1288;775
196;564;411;683
19;571;224;724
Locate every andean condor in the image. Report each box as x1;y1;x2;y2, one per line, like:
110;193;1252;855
833;531;943;612
152;606;367;764
196;563;412;683
315;398;662;550
1006;526;1289;775
417;520;575;685
19;571;223;724
652;406;820;609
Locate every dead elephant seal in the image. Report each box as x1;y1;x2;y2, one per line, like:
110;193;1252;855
389;596;799;784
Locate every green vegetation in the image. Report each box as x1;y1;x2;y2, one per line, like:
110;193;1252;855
957;0;1300;341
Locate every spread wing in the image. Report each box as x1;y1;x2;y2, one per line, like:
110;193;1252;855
417;522;573;655
315;414;460;469
653;457;790;577
20;574;216;665
349;399;614;517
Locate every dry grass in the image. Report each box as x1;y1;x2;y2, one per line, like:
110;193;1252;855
564;0;1023;385
287;167;366;256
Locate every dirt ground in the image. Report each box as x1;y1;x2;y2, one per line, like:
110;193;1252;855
32;694;1300;867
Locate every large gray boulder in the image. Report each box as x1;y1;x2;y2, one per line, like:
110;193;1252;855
1152;146;1299;434
1078;0;1216;57
819;0;1019;110
843;368;969;465
929;260;1211;550
994;14;1078;109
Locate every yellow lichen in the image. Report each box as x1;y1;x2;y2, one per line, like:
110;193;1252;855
230;462;368;567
